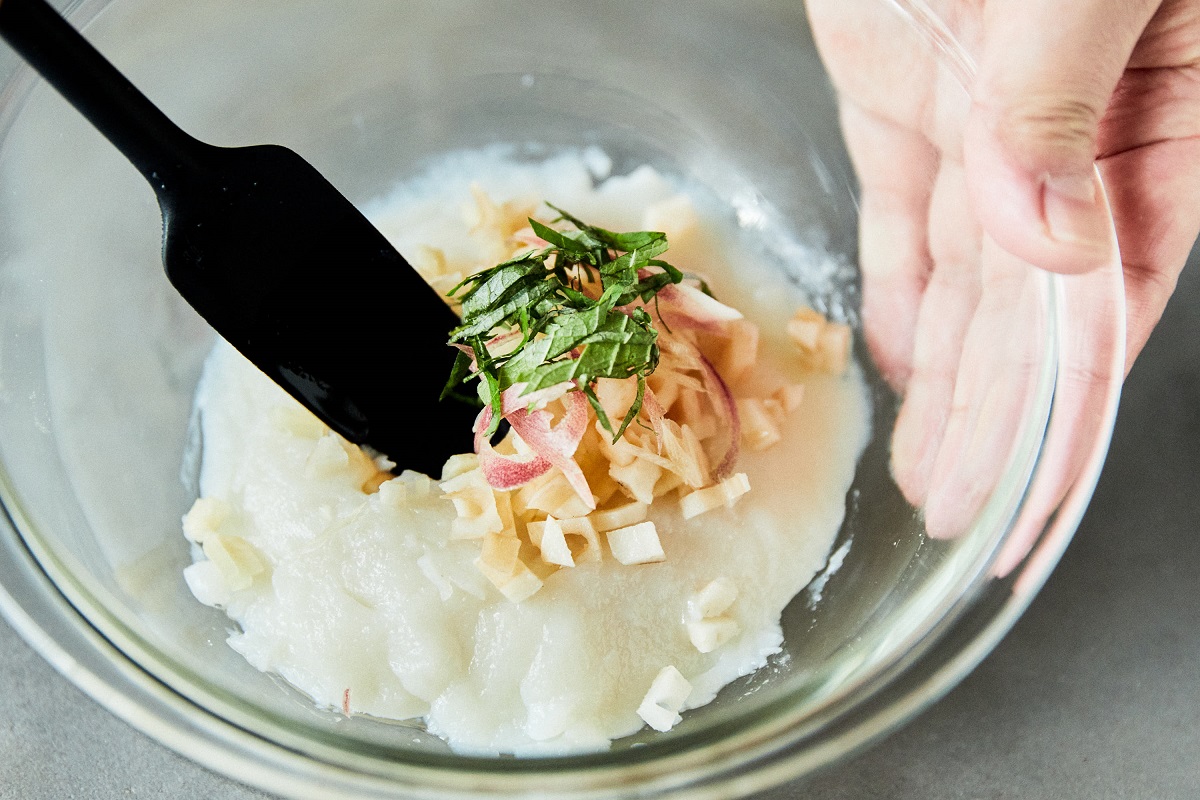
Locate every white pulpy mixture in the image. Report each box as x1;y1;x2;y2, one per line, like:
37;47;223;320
180;148;872;755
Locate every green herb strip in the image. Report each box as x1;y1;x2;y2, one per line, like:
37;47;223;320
444;205;686;441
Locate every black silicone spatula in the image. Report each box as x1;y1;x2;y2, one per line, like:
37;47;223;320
0;0;478;475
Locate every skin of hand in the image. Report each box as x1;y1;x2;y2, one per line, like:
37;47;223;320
806;0;1200;559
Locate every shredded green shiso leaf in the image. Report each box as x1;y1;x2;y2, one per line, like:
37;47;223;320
443;204;686;441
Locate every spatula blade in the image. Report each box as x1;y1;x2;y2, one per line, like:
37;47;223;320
160;143;477;474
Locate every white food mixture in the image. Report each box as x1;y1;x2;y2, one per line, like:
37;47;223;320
181;148;871;755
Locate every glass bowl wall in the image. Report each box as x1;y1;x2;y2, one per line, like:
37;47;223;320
0;1;1123;797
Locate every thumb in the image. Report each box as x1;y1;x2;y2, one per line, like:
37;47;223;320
963;0;1159;274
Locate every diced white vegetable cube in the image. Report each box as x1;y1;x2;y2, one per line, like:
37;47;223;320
440;468;506;540
609;456;662;505
688;577;739;619
519;472;593;519
679;485;722;520
593;421;641;467
658;419;710;489
773;383;806;414
594;377;639;424
182;497;228;544
396;470;433;498
440;453;479;480
558;517;601;563
606;521;665;565
721;472;751;502
183;560;231;608
716;319;760;384
786;309;824;350
530;517;575;567
306;433;350;476
818;323;851;374
686;617;741;653
479;532;520;574
683;578;740;653
679;473;751;520
637;665;692;732
737;398;782;451
376;478;408;508
475;533;544;603
590;501;650;532
787;307;852;375
201;533;264;592
495;562;544;603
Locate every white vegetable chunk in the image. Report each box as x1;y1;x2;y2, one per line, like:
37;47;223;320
306;433;351;476
637;665;693;732
182;560;230;607
440;468;506;539
201;533;264;591
609;456;662;505
688;577;738;619
519;472;594;519
686;617;741;654
737;398;782;452
786;309;823;350
440;453;479;480
787;307;851;375
605;521;666;565
529;517;576;568
557;517;602;563
818;323;851;374
589;501;649;532
376;478;408;508
476;533;544;603
774;383;806;414
679;473;751;520
494;562;544;603
182;497;228;544
684;577;741;653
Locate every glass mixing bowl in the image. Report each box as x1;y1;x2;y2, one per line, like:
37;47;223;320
0;0;1124;797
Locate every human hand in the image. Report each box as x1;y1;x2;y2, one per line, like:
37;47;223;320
807;0;1200;568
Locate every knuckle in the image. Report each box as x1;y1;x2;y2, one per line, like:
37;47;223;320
991;94;1102;165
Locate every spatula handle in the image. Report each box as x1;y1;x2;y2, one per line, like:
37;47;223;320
0;0;203;190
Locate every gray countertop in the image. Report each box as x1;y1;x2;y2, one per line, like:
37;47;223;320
4;262;1199;799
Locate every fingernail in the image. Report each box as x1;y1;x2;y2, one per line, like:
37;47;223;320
1042;171;1110;250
